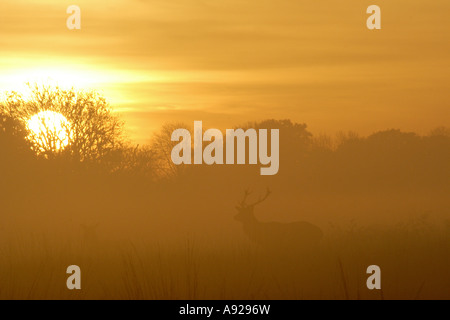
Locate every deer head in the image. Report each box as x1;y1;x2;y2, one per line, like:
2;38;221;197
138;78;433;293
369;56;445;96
235;188;271;223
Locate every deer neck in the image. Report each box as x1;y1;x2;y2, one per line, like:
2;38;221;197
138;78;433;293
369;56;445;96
240;215;263;244
242;214;260;230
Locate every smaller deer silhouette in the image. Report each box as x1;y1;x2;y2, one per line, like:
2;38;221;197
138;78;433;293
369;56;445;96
235;189;323;251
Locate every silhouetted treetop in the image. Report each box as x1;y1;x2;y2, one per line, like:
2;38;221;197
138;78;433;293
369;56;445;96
0;83;125;162
0;112;33;161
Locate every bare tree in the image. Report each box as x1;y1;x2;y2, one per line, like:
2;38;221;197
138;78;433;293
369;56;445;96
0;83;124;162
151;122;190;178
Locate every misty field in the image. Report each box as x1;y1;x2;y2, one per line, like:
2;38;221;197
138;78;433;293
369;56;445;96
2;89;450;299
1;216;449;300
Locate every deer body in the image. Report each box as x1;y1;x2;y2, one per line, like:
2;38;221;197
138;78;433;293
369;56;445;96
235;189;323;251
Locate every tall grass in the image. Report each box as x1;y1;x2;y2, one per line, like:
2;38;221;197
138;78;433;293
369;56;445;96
0;220;449;300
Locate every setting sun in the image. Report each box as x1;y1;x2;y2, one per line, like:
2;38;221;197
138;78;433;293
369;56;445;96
0;0;449;302
27;110;72;153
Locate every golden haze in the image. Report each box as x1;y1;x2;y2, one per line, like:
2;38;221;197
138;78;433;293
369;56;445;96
0;0;449;143
0;0;449;300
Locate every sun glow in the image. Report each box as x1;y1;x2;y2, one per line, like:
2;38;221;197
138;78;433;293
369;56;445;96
27;111;72;153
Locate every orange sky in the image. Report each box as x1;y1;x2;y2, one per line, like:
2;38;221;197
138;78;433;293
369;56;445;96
0;0;449;143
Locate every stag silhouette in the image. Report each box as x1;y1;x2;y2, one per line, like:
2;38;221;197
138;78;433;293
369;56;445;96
235;189;323;252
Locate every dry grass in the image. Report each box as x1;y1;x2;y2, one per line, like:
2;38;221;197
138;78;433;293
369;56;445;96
1;221;449;300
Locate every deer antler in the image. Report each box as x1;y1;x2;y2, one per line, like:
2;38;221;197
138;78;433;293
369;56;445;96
249;188;271;207
240;189;252;207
